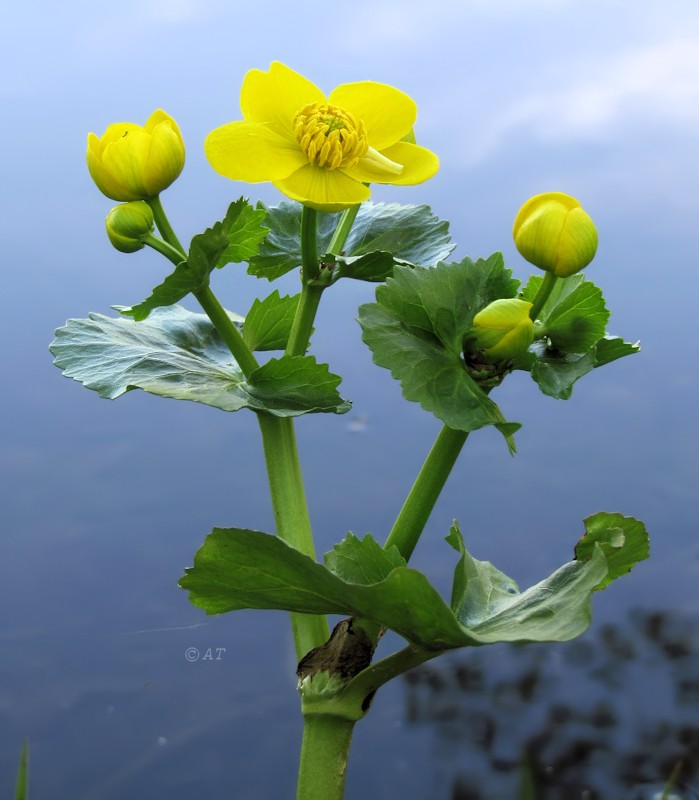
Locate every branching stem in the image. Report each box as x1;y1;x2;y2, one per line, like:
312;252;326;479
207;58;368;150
384;425;469;560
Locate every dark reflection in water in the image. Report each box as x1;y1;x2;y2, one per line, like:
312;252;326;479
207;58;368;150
403;609;699;799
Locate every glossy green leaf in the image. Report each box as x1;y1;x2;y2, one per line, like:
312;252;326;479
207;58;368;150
181;526;476;648
324;533;406;584
446;514;648;641
246;356;351;415
528;335;640;399
358;257;521;450
50;305;349;416
446;523;520;624
514;275;640;398
122;260;198;322
122;199;267;321
247;201;454;281
444;521;608;643
574;512;650;590
215;199;269;267
523;274;609;353
181;512;648;648
329;252;414;283
243;291;300;351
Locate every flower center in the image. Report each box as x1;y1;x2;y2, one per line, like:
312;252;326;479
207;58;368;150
293;102;368;170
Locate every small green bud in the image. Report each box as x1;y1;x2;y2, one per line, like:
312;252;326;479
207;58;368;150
105;201;154;253
513;192;598;278
471;298;534;362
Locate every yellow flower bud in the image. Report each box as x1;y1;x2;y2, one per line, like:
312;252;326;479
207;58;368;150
105;202;154;253
513;192;598;278
471;298;534;362
87;110;185;201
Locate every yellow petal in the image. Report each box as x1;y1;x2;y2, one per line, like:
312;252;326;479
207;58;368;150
345;141;439;186
328;81;416;150
86;133;125;199
100;129;152;199
143;121;185;196
274;165;370;212
144;109;183;142
205;121;308;182
240;62;325;141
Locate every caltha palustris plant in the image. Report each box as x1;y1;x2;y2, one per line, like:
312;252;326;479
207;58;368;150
51;62;648;799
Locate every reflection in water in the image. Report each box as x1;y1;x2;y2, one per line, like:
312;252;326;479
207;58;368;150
402;610;699;799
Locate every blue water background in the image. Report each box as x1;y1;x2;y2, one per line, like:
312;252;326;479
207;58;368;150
1;1;698;796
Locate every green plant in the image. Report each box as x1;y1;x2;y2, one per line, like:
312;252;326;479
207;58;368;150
50;62;648;799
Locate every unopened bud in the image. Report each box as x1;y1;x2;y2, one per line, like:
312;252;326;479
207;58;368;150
513;192;598;278
471;298;534;362
105;202;154;253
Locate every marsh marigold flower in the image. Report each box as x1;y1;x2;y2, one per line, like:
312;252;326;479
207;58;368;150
87;110;185;201
513;192;598;278
471;298;534;362
205;62;439;212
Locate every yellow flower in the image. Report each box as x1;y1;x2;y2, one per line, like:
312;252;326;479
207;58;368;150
87;110;185;201
471;298;534;361
205;62;439;212
513;192;598;278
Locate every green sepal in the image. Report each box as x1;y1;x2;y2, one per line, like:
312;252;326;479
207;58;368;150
181;512;648;648
121;199;268;321
247;201;454;282
243;290;301;351
50;305;349;417
358;256;521;451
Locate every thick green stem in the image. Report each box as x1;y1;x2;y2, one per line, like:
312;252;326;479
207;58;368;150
258;414;329;659
529;270;559;320
384;425;468;561
297;715;355;800
193;286;259;378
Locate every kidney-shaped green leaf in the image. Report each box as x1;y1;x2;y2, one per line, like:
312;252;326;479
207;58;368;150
248;201;454;282
181;512;648;650
359;257;521;450
50;305;349;416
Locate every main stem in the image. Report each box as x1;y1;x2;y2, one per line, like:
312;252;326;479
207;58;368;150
258;413;329;659
293;205;366;800
147;195;328;660
297;715;355;800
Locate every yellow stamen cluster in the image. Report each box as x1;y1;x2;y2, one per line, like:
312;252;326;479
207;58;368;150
293;102;368;170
